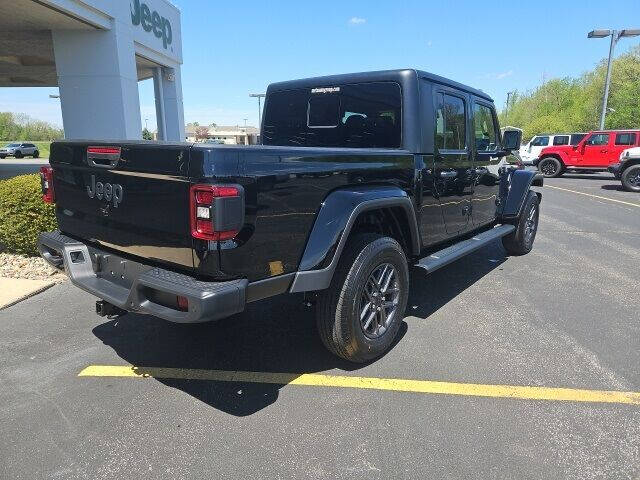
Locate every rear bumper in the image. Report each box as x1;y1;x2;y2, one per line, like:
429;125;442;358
37;231;247;323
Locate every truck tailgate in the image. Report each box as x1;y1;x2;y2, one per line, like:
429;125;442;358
50;141;194;270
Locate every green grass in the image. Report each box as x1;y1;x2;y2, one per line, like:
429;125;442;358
0;141;52;159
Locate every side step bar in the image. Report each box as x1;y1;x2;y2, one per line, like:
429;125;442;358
415;224;515;273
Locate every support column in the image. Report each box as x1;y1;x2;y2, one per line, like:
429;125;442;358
155;66;185;141
51;22;142;140
152;67;167;141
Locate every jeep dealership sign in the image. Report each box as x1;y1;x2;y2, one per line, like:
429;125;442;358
131;0;173;49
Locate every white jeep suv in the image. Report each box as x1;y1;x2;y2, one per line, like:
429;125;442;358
519;133;586;165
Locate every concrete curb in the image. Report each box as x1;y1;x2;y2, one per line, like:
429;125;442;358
0;278;58;310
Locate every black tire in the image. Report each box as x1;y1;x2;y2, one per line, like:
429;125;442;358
502;191;539;256
0;155;5;159
621;165;640;192
33;150;39;158
14;150;23;159
538;157;563;178
316;233;409;363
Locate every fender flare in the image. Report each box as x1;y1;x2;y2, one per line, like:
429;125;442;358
290;185;420;293
499;169;543;220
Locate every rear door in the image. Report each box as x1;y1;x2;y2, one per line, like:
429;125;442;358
433;89;473;235
612;132;637;163
50;141;195;270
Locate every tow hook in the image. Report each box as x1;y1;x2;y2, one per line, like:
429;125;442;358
95;300;126;318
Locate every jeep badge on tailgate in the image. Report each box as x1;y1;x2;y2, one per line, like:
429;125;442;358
87;175;124;208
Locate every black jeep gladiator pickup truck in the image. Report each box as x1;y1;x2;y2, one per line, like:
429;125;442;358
38;69;542;363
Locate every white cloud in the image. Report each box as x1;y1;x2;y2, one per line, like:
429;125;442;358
484;70;514;80
348;17;366;25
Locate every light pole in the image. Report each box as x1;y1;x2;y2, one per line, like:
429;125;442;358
588;29;640;130
249;93;266;130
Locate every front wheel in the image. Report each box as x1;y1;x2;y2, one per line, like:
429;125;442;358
316;233;409;363
538;157;563;178
502;191;539;255
33;150;39;158
14;150;23;159
621;165;640;192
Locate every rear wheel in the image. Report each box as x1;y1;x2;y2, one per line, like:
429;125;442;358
33;150;39;158
538;157;562;178
502;191;539;255
621;165;640;192
316;233;409;363
14;150;23;159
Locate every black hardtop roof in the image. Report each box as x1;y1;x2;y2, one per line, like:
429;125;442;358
267;69;494;102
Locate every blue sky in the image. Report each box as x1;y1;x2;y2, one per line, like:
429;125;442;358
2;0;639;131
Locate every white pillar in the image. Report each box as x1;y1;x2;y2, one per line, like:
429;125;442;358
156;66;185;141
152;67;167;141
51;22;142;140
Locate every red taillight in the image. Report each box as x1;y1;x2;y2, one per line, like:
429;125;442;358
87;146;121;155
40;166;55;204
190;184;241;241
176;295;189;311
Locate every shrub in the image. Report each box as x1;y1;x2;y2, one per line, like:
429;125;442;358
0;173;57;256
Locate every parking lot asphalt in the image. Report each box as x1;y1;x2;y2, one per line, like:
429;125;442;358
0;158;49;180
1;172;639;479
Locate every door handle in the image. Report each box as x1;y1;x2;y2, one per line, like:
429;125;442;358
440;171;458;178
600;149;608;153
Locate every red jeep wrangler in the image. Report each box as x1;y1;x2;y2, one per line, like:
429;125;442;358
535;130;640;177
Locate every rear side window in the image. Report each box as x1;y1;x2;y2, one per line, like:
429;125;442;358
615;133;636;145
570;134;586;145
262;82;402;148
472;103;498;152
553;136;569;146
530;136;549;147
586;134;609;146
436;93;466;150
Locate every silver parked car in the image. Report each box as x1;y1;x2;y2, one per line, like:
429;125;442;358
0;142;40;159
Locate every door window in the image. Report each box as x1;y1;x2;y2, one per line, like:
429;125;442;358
552;136;569;146
530;136;549;147
435;93;466;150
472;103;498;152
615;133;636;146
570;134;586;145
586;134;609;146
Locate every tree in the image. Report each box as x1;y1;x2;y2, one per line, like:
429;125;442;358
500;45;640;141
142;128;154;140
195;125;209;142
0;112;63;141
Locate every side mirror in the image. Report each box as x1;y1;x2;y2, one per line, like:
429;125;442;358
502;129;522;151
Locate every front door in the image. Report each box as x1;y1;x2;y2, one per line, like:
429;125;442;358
581;133;610;166
433;91;473;235
470;100;501;227
528;135;549;161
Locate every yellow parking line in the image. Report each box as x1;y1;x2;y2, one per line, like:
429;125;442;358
78;365;640;406
546;185;640;208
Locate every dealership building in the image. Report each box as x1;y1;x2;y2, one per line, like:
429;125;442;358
0;0;184;141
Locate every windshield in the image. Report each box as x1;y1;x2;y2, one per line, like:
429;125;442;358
5;143;20;147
